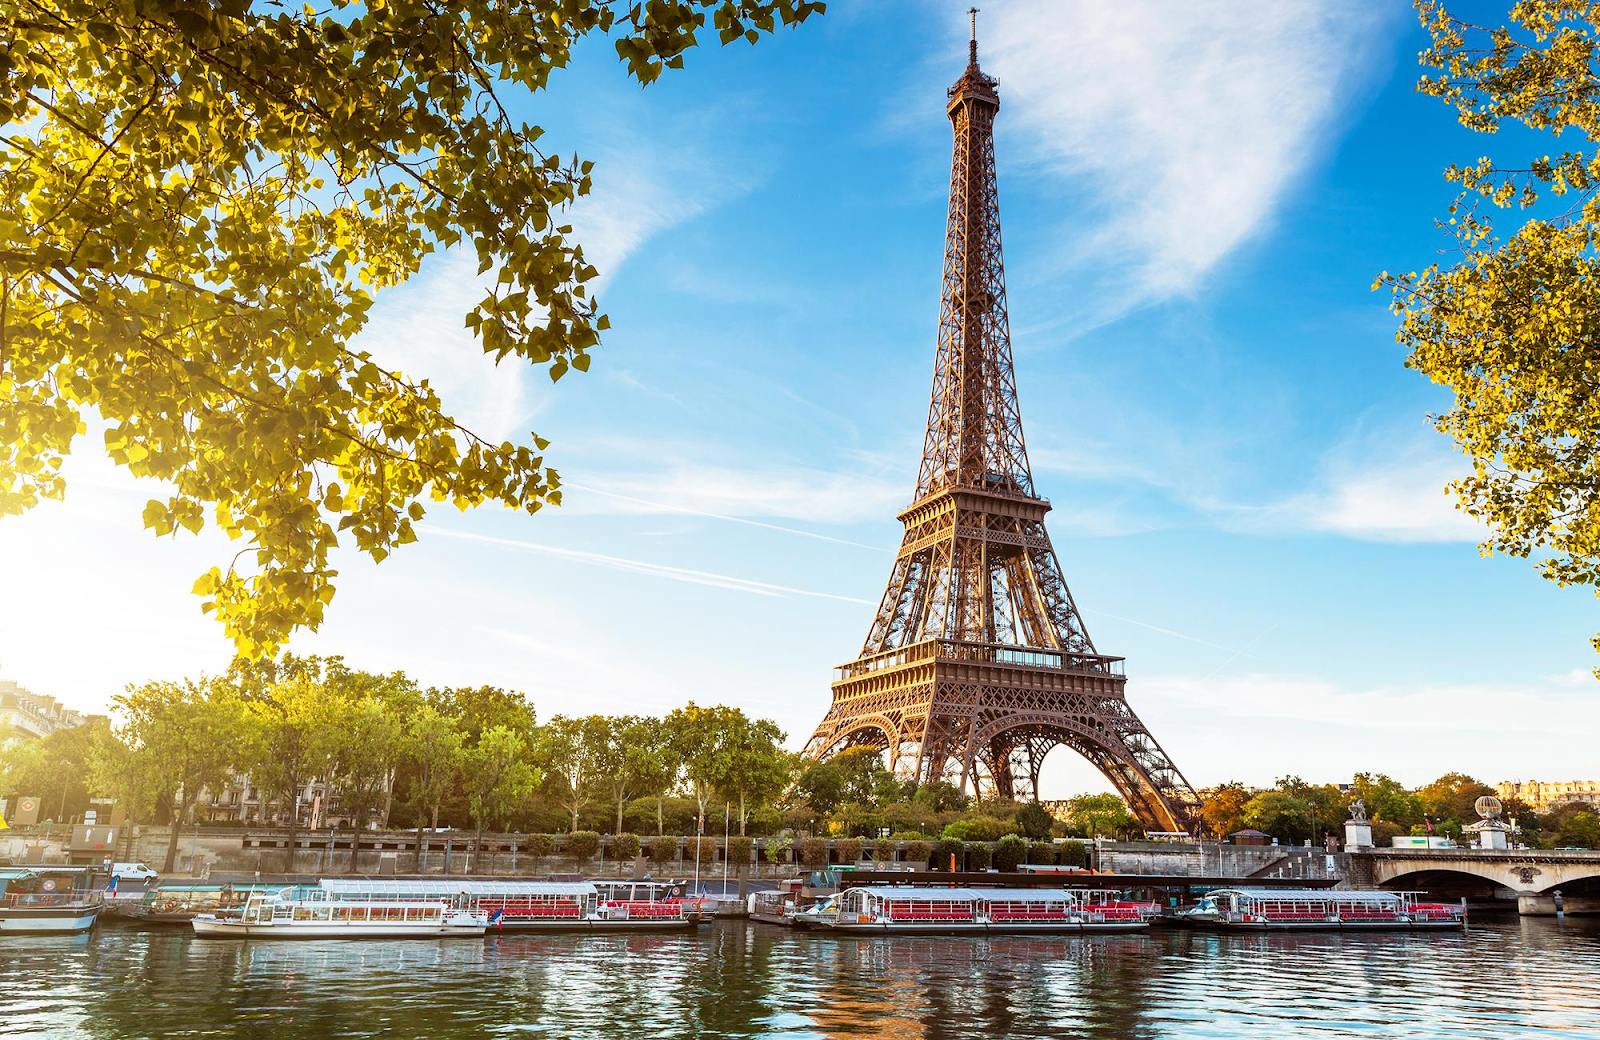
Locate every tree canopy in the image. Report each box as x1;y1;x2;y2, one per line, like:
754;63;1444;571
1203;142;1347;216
1382;1;1600;670
1;0;823;657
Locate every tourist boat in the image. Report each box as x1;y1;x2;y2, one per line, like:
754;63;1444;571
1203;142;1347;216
192;887;487;938
0;868;103;935
1178;888;1466;930
317;879;701;932
122;883;274;925
790;886;1153;934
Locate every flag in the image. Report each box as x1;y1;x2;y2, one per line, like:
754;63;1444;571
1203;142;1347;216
1424;817;1433;835
490;909;504;932
107;875;119;895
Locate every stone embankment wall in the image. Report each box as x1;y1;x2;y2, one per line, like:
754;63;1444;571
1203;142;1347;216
1093;841;1350;883
2;827;1353;885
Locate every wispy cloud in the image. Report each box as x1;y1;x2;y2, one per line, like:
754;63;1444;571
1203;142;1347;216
429;526;874;605
1226;432;1485;543
960;0;1392;325
562;460;906;527
1145;669;1599;737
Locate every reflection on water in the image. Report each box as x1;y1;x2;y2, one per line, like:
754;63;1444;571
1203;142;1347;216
0;917;1595;1038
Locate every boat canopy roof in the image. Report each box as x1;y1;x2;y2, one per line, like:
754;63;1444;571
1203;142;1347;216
0;869;37;882
1214;888;1405;902
852;886;1072;901
319;879;598;898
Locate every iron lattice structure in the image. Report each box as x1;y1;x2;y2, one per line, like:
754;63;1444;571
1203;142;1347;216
804;26;1203;834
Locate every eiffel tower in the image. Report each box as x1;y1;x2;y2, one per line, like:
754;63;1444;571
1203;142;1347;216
803;13;1203;834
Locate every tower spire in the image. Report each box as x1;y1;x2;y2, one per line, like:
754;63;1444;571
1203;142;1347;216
968;6;979;67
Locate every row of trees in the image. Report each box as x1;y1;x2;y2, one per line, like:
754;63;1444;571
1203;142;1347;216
0;657;791;872
1199;773;1600;850
7;660;1595;871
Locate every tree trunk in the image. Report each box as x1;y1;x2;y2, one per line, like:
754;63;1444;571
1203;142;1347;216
739;790;747;837
163;790;190;874
415;813;426;873
283;793;299;874
475;823;484;875
656;797;664;836
616;795;625;836
430;803;440;873
381;769;395;828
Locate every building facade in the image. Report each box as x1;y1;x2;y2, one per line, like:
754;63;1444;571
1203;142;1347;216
1497;780;1600;811
0;680;93;740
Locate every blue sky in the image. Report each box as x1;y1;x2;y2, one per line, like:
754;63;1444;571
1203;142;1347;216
3;0;1596;794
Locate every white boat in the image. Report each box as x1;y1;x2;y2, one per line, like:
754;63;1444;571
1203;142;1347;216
1178;888;1466;930
791;886;1152;934
317;879;700;932
192;888;487;938
0;869;103;935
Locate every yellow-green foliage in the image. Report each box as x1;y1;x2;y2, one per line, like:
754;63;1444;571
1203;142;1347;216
0;0;822;657
1382;2;1600;670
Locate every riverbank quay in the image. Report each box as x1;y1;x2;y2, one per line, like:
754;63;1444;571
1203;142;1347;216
6;826;1596;916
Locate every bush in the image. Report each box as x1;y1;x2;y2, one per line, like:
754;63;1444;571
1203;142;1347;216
798;837;828;869
691;837;717;864
967;841;992;870
903;840;933;867
964;815;1017;842
995;834;1028;871
1027;840;1057;865
872;837;897;863
764;836;793;864
835;838;863;863
941;821;974;842
1016;801;1055;841
566;830;601;860
727;836;754;866
888;830;923;841
933;838;964;871
647;836;677;866
526;833;557;859
611;832;641;862
1057;839;1088;868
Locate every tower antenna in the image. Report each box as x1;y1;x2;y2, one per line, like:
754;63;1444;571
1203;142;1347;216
968;7;979;66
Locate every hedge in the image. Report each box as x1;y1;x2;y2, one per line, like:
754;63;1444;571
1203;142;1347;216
798;837;829;869
995;834;1028;871
647;836;677;865
567;831;601;860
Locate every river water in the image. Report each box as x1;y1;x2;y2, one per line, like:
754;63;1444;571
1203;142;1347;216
1;917;1596;1038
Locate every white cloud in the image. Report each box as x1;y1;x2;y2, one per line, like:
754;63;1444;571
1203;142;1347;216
1230;434;1486;543
967;0;1391;322
1123;668;1600;787
563;459;906;528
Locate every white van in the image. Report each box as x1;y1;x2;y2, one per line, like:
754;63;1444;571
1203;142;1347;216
111;862;160;881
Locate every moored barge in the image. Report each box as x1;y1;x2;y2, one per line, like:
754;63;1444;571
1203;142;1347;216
193;888;487;938
317;879;701;932
791;886;1155;934
0;869;103;935
1179;888;1465;930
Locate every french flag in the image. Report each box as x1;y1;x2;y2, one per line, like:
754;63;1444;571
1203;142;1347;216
489;909;504;931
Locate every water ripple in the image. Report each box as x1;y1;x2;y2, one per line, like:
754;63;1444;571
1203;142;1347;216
0;918;1594;1038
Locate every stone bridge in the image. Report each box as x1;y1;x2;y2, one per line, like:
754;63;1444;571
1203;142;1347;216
1352;848;1600;915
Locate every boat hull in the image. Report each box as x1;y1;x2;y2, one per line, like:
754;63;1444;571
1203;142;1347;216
494;918;699;933
0;905;101;935
799;919;1147;935
1204;919;1464;932
193;918;485;939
